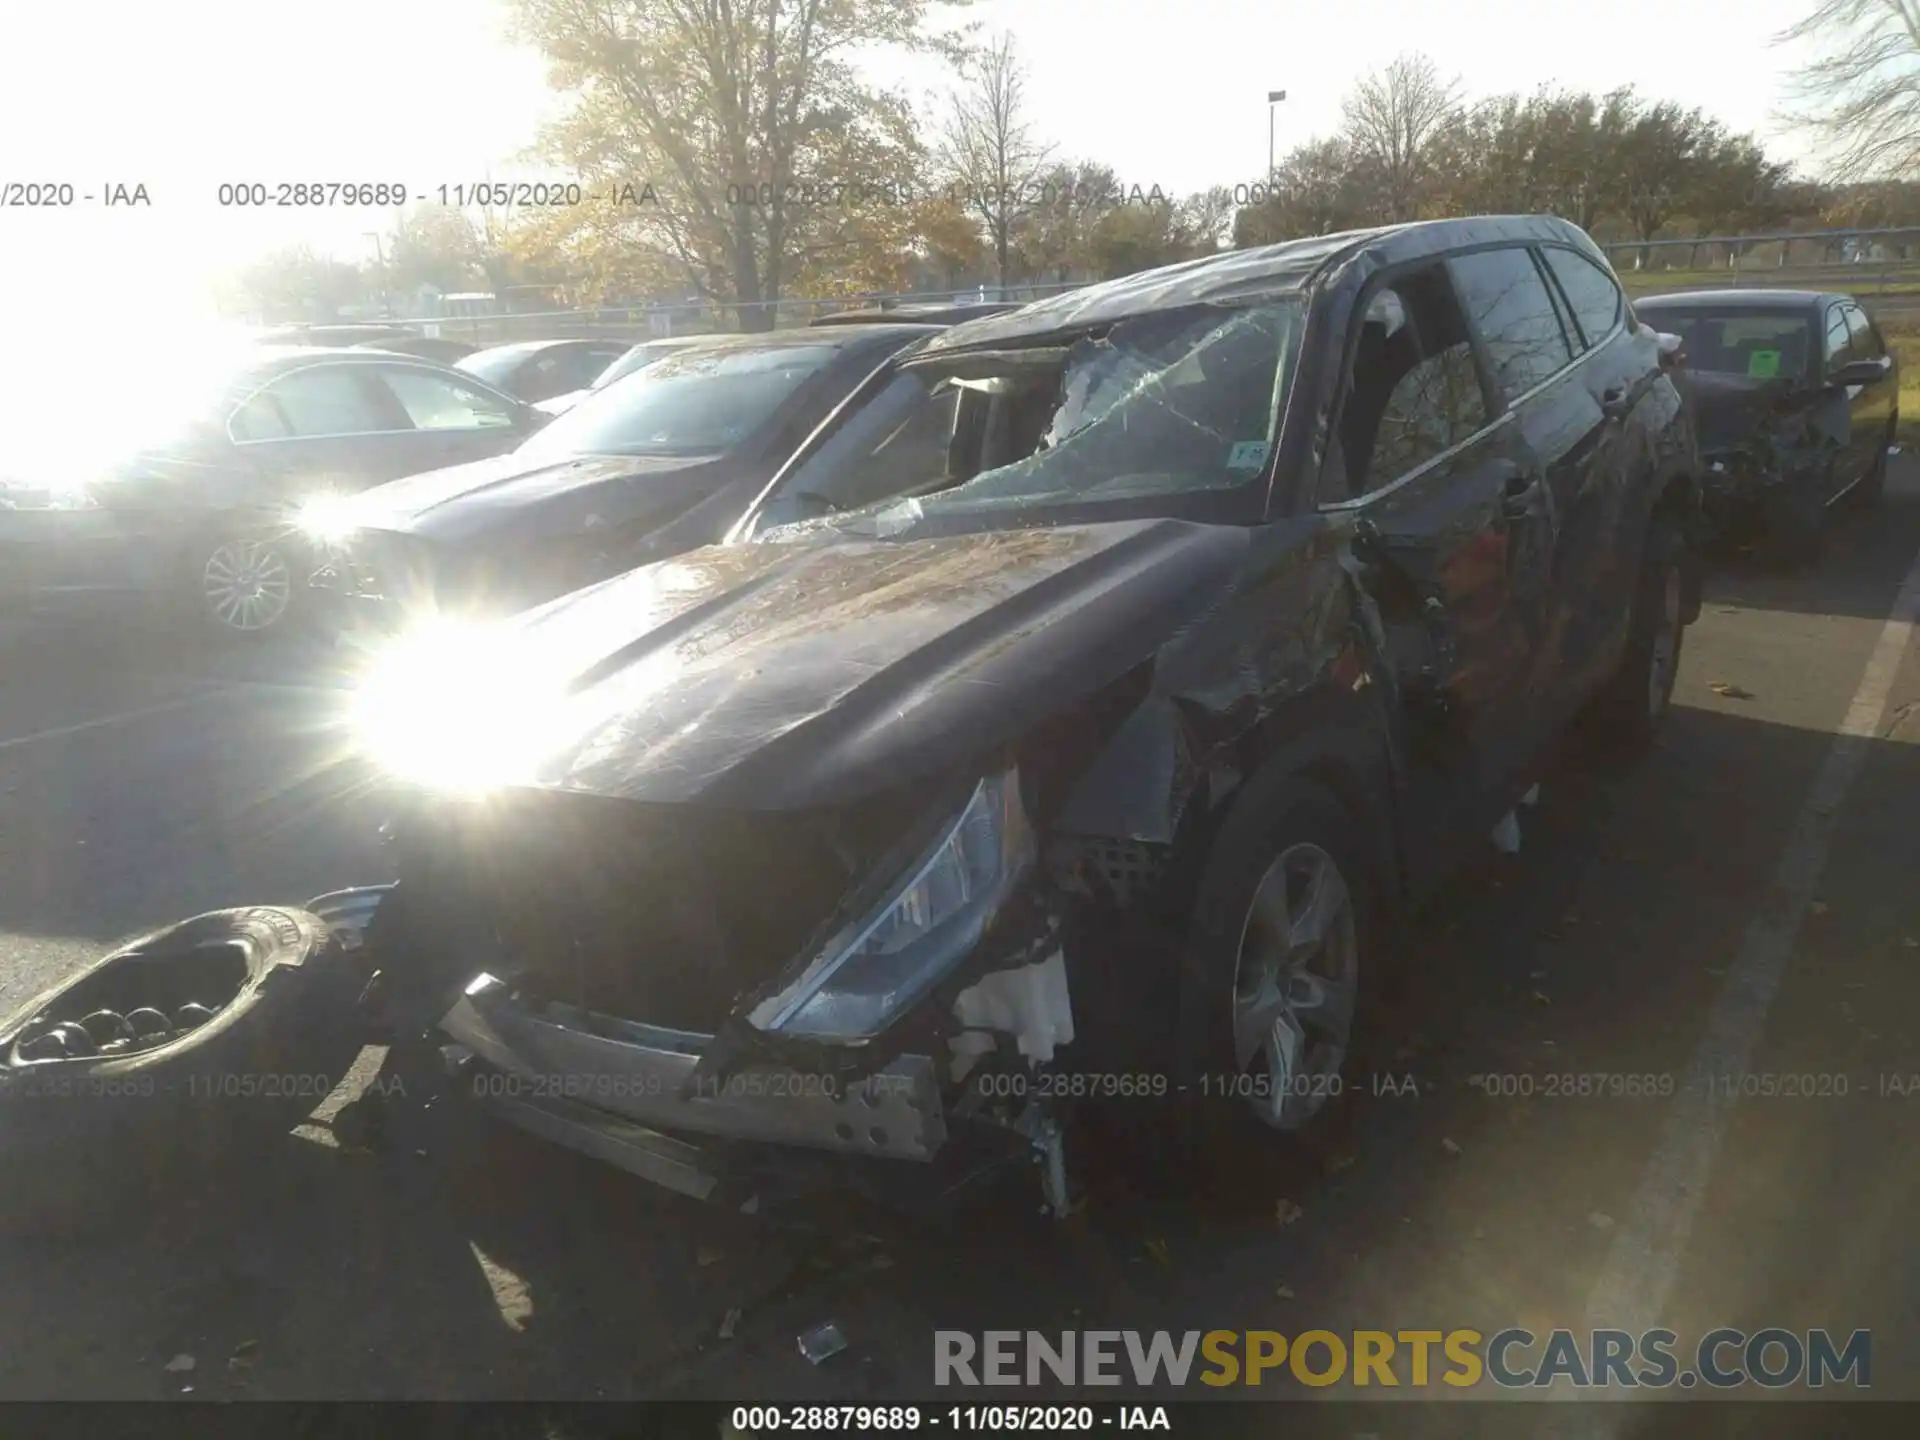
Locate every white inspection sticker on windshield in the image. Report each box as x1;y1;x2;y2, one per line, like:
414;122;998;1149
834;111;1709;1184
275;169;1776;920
1226;440;1271;472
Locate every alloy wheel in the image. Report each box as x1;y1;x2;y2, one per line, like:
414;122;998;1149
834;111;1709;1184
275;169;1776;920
1229;841;1360;1130
203;538;293;633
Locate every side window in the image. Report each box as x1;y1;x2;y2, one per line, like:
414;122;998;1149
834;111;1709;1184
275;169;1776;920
1320;262;1492;505
1447;247;1576;403
1823;306;1851;368
584;347;627;381
1540;246;1624;350
377;369;521;431
230;366;388;441
1844;304;1882;361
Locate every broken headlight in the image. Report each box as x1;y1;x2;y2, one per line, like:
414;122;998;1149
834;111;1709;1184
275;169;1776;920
748;768;1035;1040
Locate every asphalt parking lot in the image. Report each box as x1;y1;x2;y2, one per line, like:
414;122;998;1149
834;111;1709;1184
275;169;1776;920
2;469;1919;1411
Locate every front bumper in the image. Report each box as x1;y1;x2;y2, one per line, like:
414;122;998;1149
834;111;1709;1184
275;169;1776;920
306;884;971;1210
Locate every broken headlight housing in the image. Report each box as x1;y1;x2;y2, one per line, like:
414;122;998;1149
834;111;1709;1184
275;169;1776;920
748;768;1035;1041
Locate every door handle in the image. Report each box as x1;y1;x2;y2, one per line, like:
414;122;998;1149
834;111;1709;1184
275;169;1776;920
1501;470;1543;521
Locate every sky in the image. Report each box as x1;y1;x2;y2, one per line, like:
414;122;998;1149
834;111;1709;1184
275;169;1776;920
0;0;1836;339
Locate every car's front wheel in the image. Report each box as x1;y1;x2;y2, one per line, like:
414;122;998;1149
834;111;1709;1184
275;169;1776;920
193;531;303;637
1176;775;1381;1152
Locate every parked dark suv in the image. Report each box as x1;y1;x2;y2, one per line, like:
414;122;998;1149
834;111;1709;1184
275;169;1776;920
0;217;1706;1229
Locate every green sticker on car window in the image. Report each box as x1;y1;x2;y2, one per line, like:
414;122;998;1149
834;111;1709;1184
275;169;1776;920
1226;440;1270;472
1747;349;1781;378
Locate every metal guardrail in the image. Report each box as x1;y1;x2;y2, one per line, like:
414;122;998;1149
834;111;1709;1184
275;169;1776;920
325;225;1920;345
385;281;1090;346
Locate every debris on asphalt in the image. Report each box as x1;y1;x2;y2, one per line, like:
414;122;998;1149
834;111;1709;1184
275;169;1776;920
163;1355;195;1373
1530;990;1551;1006
1587;1212;1616;1231
1811;901;1829;915
1276;1199;1305;1227
1708;682;1755;700
1521;784;1541;806
1145;1238;1172;1266
1275;1285;1296;1300
1491;811;1522;854
697;1247;724;1268
798;1322;850;1366
1530;969;1548;979
1326;1153;1356;1174
1473;1226;1487;1241
1441;1137;1463;1157
718;1308;741;1341
1904;938;1919;949
227;1340;258;1372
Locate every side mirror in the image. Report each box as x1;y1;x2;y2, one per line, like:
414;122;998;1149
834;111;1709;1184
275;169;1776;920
1829;356;1892;388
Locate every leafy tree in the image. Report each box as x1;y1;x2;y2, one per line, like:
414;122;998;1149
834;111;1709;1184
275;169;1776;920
1234;136;1369;245
1338;53;1461;222
937;30;1052;289
223;245;367;322
1779;0;1920;181
508;0;972;328
384;205;485;294
1019;159;1118;283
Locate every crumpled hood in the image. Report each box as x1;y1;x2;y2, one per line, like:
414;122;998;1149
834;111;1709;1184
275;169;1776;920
479;519;1249;809
344;451;729;548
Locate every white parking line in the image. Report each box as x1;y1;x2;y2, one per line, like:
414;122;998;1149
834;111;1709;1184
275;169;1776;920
0;696;206;753
1583;536;1920;1338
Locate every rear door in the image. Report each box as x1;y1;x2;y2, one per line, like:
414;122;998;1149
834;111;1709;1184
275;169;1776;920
1318;258;1549;884
1533;241;1664;700
1446;245;1605;734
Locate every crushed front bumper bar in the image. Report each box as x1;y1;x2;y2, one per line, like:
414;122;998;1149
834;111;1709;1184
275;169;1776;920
306;885;963;1209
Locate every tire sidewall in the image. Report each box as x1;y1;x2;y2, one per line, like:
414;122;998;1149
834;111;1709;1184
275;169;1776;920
1173;775;1383;1148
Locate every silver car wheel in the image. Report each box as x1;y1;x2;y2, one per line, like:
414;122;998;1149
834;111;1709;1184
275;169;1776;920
1230;841;1359;1131
203;538;293;633
1647;567;1682;719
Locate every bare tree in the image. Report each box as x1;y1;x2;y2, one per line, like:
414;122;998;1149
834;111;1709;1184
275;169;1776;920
1339;53;1461;221
938;31;1053;289
1778;0;1920;180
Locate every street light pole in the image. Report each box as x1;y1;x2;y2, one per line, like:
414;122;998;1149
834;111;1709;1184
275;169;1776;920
1267;89;1287;186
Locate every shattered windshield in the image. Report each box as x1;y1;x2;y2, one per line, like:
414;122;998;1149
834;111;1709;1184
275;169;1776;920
751;301;1299;532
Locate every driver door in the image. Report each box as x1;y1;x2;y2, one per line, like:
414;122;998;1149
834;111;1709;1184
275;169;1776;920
1321;258;1552;890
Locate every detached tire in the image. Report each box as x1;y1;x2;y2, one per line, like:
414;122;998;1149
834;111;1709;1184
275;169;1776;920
1585;517;1686;759
1170;775;1384;1172
0;907;369;1237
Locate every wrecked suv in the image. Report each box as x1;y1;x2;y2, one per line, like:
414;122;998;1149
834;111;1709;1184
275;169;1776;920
0;217;1704;1228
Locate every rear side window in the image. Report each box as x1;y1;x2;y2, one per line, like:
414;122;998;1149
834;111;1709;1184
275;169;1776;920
1540;247;1624;349
1448;247;1576;404
231;366;388;440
